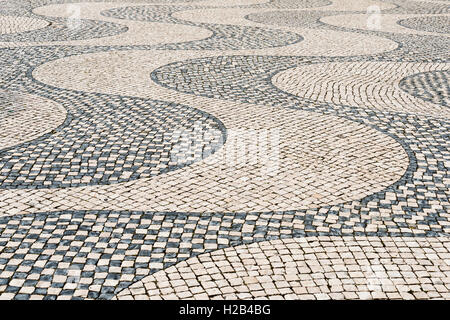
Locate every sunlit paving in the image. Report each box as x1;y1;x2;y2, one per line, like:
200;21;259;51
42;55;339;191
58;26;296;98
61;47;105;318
0;0;449;302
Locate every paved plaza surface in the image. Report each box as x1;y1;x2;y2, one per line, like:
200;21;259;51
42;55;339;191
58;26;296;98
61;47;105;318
0;0;449;300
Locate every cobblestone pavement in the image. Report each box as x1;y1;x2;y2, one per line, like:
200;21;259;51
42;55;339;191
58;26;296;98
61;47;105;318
0;0;449;300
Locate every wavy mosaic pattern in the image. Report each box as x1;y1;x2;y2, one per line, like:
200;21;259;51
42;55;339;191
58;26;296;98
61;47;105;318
0;95;226;189
0;18;128;42
0;0;449;300
0;90;67;150
101;5;304;50
397;15;450;34
117;237;450;300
